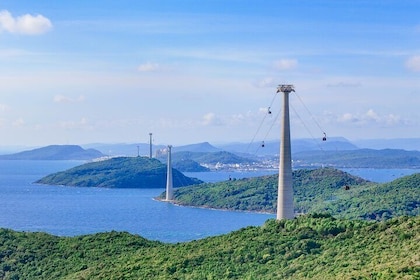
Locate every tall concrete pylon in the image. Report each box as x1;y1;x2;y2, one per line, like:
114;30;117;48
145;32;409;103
276;84;295;220
165;145;173;201
149;133;153;159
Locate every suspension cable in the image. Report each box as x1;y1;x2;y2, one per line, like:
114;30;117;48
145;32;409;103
293;91;325;136
246;91;279;154
253;108;282;155
290;102;325;152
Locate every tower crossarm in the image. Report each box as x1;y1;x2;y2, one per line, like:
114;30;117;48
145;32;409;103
277;84;295;93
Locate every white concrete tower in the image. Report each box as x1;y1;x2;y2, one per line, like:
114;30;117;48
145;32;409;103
276;84;295;220
149;133;153;159
165;145;174;201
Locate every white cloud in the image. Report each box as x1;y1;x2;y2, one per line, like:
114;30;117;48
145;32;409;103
201;112;223;126
405;56;420;72
273;59;298;71
12;118;25;127
137;62;160;72
0;10;52;35
53;95;85;104
337;109;405;126
365;109;380;122
0;103;8;112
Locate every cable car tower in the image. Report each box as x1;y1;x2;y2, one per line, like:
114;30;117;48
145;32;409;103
276;84;295;220
165;145;174;201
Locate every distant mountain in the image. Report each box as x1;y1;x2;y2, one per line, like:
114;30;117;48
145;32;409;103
0;145;104;160
293;137;358;152
293;148;420;168
219;137;358;156
36;157;202;188
352;138;420;151
172;142;221;153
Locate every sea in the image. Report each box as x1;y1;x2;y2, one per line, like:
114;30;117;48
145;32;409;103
0;160;418;243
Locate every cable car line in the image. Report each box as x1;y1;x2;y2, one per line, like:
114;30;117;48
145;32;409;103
290;102;325;153
246;91;279;154
254;107;282;154
293;91;326;141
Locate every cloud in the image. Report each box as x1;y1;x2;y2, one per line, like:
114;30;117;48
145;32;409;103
53;95;85;104
405;55;420;72
137;62;160;72
365;109;380;122
0;103;8;112
337;109;404;126
12;118;25;127
0;10;52;35
273;59;298;71
200;112;223;126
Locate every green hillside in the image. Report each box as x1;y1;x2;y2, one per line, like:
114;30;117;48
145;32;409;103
314;172;420;220
172;159;210;172
36;157;202;188
161;168;420;220
1;215;418;279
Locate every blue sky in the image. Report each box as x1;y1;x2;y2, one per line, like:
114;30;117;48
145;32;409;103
1;1;419;146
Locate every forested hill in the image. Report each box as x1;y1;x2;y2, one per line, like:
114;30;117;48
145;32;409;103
36;157;202;188
1;215;418;279
161;168;420;220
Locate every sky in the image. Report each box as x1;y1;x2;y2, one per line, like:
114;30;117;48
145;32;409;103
1;0;419;147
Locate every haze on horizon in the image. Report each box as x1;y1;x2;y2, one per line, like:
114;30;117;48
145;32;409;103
1;1;419;147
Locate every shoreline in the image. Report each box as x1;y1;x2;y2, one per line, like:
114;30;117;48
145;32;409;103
153;196;275;215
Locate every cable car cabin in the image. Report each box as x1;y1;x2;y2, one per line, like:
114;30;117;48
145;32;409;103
322;133;327;141
261;141;265;147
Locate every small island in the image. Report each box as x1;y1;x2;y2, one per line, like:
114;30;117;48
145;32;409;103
35;156;202;188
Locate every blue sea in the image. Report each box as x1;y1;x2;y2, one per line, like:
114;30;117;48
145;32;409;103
0;160;418;243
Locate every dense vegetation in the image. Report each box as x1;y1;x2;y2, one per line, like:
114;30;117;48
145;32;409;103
1;214;418;279
172;159;210;172
160;168;420;220
36;157;202;188
313;172;420;220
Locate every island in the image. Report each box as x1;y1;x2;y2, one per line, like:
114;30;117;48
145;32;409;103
0;145;104;160
35;156;203;188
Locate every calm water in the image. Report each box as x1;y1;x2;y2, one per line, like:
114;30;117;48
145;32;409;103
0;160;274;243
0;160;417;243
